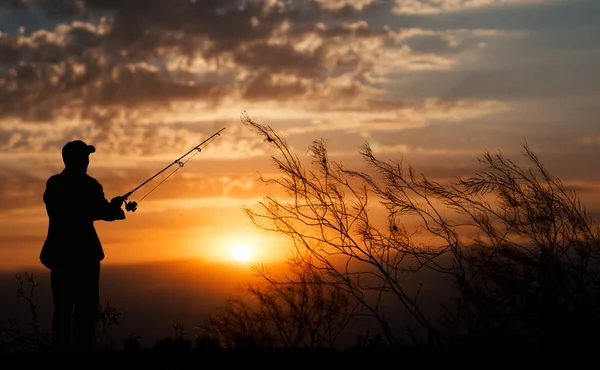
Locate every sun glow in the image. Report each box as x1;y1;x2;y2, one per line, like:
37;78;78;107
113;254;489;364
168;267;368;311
195;230;290;264
232;243;251;262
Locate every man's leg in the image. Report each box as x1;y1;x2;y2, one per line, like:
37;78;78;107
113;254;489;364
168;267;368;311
51;268;76;352
72;262;100;352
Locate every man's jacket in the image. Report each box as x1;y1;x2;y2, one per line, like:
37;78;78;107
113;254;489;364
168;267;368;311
40;169;125;269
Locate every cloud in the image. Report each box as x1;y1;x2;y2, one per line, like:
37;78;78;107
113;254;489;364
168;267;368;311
392;0;552;15
0;18;393;121
0;0;530;162
0;2;515;108
581;135;600;145
277;97;508;136
314;0;378;11
397;28;521;54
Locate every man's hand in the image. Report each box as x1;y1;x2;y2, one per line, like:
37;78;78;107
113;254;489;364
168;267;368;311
110;196;126;220
110;196;126;207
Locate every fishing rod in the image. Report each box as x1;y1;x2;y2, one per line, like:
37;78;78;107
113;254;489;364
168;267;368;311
121;127;226;212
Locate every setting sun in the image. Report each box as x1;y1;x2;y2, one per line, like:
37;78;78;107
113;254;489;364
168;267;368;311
232;244;251;262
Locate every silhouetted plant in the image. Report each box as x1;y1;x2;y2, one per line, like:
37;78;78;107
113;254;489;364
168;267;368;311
94;301;122;350
0;273;50;353
198;299;271;350
240;112;600;352
197;256;358;349
154;323;192;353
173;322;186;340
438;149;600;351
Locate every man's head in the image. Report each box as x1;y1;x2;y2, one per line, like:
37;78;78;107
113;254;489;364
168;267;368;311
62;140;95;173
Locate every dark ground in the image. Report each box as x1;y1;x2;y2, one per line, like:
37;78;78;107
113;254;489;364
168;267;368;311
1;348;434;369
0;346;593;369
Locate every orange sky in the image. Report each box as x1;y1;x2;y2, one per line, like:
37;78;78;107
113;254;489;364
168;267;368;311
1;0;600;273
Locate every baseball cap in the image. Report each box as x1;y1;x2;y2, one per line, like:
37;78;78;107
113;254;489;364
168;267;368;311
62;140;96;162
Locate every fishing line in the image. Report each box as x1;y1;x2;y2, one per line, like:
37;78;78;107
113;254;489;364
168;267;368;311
122;127;225;212
135;133;221;204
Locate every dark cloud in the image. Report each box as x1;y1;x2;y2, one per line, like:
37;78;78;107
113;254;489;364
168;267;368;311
1;0;520;132
6;0;368;54
233;42;325;78
0;0;406;124
3;0;86;18
91;63;229;106
242;70;309;101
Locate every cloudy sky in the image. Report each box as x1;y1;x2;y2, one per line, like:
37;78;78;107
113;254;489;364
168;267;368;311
1;0;599;272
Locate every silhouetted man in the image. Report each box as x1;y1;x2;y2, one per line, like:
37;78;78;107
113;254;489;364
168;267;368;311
41;140;126;352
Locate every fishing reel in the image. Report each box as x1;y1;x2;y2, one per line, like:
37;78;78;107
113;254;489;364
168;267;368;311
125;201;138;212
